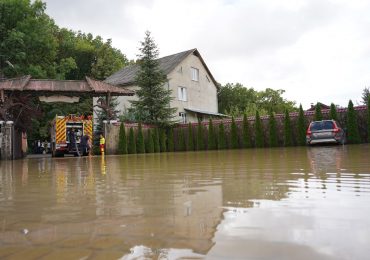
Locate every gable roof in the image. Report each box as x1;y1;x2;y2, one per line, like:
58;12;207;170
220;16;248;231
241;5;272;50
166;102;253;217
105;48;218;87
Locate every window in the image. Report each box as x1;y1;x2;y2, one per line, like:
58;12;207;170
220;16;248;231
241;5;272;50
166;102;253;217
191;67;199;81
178;87;187;101
179;112;187;123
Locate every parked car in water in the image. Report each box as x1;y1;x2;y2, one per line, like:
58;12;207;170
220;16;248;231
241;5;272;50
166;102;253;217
306;120;346;145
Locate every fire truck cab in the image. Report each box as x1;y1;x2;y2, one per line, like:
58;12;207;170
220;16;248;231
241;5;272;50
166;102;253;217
50;115;93;157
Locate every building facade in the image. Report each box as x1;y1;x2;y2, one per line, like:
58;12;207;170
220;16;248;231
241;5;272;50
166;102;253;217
103;49;223;123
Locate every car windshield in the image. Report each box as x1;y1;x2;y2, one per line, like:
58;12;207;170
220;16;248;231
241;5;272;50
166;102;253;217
310;121;335;131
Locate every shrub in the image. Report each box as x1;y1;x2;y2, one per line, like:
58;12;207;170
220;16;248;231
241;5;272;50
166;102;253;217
136;122;145;153
255;111;264;147
196;122;204;150
242;114;251;148
178;128;186;151
208;118;216;150
297;104;306;146
187;123;194;151
128;127;136;154
159;128;167;152
146;129;154;153
315;102;323;121
346;100;361;144
118;122;127;154
167;128;174;152
329;103;338;121
218;122;226;149
153;128;160;153
230;117;239;149
268;110;278;147
284;109;293;146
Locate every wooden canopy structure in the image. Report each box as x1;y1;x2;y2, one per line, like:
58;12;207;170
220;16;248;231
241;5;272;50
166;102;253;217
0;75;134;102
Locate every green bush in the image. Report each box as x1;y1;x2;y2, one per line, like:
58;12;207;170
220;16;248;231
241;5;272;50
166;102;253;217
346;100;361;144
255;111;264;147
167;128;174;152
128;127;137;154
136;122;145;153
284;109;293;146
118;122;127;154
218;122;226;149
315;102;323;121
146;129;154;153
297;104;306;146
160;129;167;152
178;128;186;151
187;123;194;151
329;103;338;121
242;114;251;148
368;97;370;142
208;118;216;150
196;122;204;150
230;117;239;149
153;128;160;153
268;110;278;147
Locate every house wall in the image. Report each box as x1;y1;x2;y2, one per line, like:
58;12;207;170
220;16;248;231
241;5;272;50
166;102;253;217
96;53;218;123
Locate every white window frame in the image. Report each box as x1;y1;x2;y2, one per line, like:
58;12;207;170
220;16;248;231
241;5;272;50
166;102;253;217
191;67;199;81
178;87;187;101
179;112;187;123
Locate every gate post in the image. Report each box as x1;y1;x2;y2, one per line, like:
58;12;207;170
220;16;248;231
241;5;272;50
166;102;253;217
0;121;14;160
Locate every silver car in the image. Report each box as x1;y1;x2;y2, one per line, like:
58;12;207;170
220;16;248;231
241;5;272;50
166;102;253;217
306;120;346;145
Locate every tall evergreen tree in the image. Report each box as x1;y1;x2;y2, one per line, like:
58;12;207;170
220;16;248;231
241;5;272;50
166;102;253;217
329;103;338;121
196;122;204;150
187;123;194;151
178;129;186;151
297;104;306;146
159;129;167;152
230;117;239;149
255;111;264;147
118;122;127;154
368;97;370;142
268;110;278;147
242;114;251;148
314;102;323;121
346;100;361;144
130;31;176;125
208;118;216;150
167;128;174;152
128;127;136;154
153;127;160;153
136;122;145;153
218;122;227;149
146;129;154;153
284;109;293;146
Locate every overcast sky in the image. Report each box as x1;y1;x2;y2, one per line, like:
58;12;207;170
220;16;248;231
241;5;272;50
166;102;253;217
43;0;370;109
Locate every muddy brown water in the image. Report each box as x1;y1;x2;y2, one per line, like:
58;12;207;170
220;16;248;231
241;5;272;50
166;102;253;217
0;145;369;259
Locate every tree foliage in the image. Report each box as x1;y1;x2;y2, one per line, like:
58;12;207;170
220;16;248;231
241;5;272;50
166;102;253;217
207;118;216;150
136;122;145;153
284;109;293;146
218;122;226;149
128;127;136;154
230;117;239;149
368;96;370;143
314;103;323;121
242;114;251;148
167;128;174;152
153;128;160;153
118;122;127;154
346;100;361;144
130;31;176;125
196;122;204;150
254;111;264;147
329;103;338;121
146;129;154;153
297;104;306;146
268;110;278;147
187;123;194;151
159;129;167;152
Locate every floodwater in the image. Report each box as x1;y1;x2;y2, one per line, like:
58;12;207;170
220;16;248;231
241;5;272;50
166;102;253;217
0;145;370;260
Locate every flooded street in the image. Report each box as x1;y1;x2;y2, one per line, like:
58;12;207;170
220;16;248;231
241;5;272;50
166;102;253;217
0;145;370;259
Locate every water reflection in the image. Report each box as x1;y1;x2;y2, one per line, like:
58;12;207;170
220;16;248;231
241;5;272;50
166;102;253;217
0;145;369;259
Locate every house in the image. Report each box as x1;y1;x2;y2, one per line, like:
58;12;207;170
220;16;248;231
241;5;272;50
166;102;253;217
306;102;331;111
104;48;224;123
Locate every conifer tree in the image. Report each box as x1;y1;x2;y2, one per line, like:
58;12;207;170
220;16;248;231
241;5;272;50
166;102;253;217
368;97;370;142
136;122;145;153
255;111;264;147
284;109;293;146
297;104;306;146
118;122;127;154
346;100;361;144
329;103;338;121
187;123;194;151
128;127;137;154
314;102;323;121
208;118;216;150
230;117;239;149
242;114;251;148
146;129;154;153
167;128;174;152
178;129;186;151
268;110;278;147
218;122;226;149
196;122;204;150
159;129;167;152
153;128;160;153
130;31;176;125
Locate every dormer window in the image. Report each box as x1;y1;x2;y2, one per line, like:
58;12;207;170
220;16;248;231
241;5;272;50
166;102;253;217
191;67;199;81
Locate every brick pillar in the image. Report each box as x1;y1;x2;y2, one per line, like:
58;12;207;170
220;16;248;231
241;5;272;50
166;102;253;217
0;121;14;160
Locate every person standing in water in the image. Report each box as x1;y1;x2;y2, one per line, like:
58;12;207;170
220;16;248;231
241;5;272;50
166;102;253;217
100;134;105;156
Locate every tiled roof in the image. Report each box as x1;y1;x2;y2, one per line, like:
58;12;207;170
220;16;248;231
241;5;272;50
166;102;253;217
0;76;134;96
105;48;218;86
